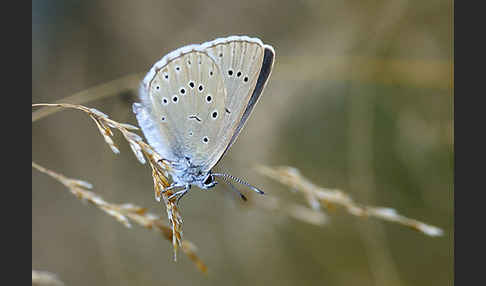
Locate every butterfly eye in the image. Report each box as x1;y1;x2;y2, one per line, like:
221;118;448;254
203;175;214;185
175;66;180;71
206;95;212;103
162;98;169;105
172;96;178;103
189;81;195;88
202;136;209;144
228;70;233;76
180;88;186;95
236;71;242;77
155;85;160;90
211;110;218;119
243;76;248;82
198;84;204;92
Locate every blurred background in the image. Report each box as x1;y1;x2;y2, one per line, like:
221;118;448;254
32;1;453;285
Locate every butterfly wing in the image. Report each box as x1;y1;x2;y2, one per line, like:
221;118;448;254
201;36;275;167
134;47;231;168
134;36;275;173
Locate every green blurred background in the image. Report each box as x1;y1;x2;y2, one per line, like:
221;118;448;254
32;1;453;285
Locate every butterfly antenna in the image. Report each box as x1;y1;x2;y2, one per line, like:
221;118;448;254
213;173;265;195
218;175;248;201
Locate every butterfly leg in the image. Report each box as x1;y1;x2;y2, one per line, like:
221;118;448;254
176;185;191;206
168;184;191;205
164;184;184;193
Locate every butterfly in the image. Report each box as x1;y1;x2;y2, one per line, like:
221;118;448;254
133;35;275;202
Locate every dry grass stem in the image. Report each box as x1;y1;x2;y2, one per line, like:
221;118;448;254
31;73;142;122
32;270;64;286
32;101;440;278
256;166;443;237
251;195;328;226
32;161;207;273
32;103;205;269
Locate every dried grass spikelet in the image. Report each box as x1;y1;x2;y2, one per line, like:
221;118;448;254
139;140;184;260
256;165;444;237
32;103;200;266
249;192;328;226
32;270;64;286
32;161;207;273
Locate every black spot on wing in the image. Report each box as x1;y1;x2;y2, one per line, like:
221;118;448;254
216;46;275;164
188;115;202;122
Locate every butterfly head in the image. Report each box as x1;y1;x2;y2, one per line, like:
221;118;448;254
172;161;217;190
183;170;217;190
200;172;217;189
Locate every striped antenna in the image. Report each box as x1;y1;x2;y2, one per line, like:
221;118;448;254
213;173;265;195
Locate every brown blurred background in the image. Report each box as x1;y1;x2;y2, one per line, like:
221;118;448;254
32;1;453;285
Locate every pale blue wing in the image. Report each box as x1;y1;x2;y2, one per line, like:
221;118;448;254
134;36;275;173
201;36;275;168
134;48;230;168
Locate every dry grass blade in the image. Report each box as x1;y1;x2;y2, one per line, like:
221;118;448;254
32;73;141;122
32;103;202;268
32;161;207;273
256;165;443;237
32;270;64;286
251;194;328;226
